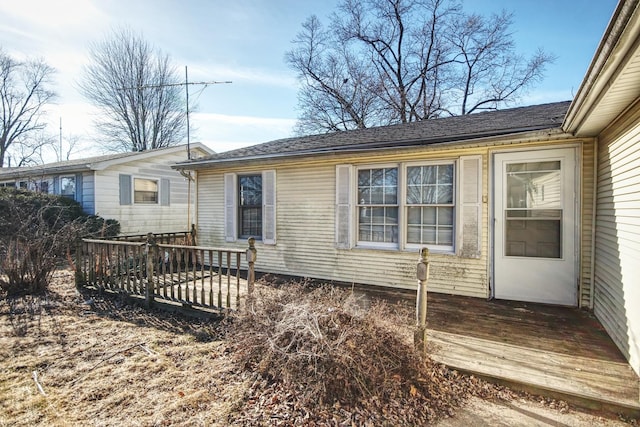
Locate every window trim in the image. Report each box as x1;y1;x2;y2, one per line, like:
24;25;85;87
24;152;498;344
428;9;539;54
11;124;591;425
403;159;456;253
355;164;400;250
133;177;159;205
237;173;263;239
349;159;459;254
224;170;276;245
59;175;76;198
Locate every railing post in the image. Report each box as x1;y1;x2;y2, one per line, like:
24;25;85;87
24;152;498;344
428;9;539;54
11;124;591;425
145;233;157;308
246;237;257;305
74;238;84;289
414;247;429;354
190;224;197;246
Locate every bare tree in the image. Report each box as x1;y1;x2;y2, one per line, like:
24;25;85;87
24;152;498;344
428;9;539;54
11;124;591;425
79;27;186;152
287;16;386;134
51;133;81;162
286;0;554;134
446;11;556;115
0;48;57;167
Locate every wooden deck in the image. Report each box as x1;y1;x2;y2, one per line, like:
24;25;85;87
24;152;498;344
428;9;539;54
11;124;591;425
379;290;640;416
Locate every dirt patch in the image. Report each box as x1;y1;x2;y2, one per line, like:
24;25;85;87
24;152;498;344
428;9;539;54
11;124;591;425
0;269;636;426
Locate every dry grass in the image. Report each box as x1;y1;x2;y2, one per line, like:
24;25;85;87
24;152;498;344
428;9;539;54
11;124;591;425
0;269;248;427
3;269;620;426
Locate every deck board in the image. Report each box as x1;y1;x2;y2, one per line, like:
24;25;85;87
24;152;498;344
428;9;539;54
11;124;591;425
353;287;640;414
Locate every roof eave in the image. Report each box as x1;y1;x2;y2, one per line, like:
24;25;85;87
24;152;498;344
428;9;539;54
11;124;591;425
563;0;640;135
173;125;565;170
0;164;93;180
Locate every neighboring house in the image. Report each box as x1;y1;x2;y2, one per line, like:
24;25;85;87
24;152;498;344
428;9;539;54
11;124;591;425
0;143;213;234
175;0;640;379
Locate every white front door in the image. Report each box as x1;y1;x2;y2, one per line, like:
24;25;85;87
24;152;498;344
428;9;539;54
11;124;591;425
493;148;578;306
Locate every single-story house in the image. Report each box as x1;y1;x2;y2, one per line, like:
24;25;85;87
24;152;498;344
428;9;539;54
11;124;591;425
175;0;639;378
0;143;212;234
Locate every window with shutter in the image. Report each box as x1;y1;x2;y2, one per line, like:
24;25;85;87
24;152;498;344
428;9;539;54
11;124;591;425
337;157;480;254
224;171;277;244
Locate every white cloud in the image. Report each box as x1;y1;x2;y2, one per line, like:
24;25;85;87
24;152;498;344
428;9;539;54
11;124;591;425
190;113;296;153
0;0;106;33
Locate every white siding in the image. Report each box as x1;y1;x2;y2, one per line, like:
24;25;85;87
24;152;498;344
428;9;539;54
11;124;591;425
93;150;194;234
594;104;640;377
195;138;592;300
580;141;596;307
196;147;493;297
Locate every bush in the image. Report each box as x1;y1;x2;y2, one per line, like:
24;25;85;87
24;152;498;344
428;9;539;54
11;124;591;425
0;188;120;295
84;215;120;239
228;283;479;424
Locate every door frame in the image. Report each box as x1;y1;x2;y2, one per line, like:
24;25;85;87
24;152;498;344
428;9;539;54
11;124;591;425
490;144;581;305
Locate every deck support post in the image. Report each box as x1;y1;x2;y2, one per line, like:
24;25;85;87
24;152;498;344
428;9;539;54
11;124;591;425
246;237;257;308
414;247;429;354
145;233;157;308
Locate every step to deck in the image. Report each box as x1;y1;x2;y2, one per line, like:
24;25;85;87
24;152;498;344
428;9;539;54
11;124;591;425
428;330;640;418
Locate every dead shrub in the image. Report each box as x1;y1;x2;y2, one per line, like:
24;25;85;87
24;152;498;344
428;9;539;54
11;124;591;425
5;294;43;336
0;189;82;296
227;282;475;423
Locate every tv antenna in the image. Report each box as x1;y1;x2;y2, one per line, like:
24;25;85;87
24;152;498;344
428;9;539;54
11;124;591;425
121;66;231;159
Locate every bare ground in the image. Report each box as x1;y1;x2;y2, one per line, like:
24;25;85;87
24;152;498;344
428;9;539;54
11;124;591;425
0;269;636;426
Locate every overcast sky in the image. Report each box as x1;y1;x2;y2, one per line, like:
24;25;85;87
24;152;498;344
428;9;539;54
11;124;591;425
0;0;617;162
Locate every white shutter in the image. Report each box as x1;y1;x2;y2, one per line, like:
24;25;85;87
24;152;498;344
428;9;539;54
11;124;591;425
458;156;482;258
224;173;237;242
262;170;276;245
335;165;352;249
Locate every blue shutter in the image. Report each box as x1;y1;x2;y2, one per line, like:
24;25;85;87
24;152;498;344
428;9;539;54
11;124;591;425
160;178;170;206
119;174;132;205
75;173;83;204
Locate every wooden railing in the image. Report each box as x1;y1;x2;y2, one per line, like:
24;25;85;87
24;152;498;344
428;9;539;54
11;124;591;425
112;230;193;245
74;235;255;312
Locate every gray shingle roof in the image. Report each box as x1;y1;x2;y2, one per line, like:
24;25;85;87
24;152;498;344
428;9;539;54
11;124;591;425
180;101;570;167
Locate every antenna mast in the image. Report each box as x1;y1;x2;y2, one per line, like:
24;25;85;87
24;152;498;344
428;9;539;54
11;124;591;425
119;68;231;159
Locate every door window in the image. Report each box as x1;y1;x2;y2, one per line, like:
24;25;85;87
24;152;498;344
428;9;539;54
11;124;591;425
505;161;562;258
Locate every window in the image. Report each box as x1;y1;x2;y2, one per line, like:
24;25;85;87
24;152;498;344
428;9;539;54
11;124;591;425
357;167;398;244
134;178;158;204
238;174;262;238
60;176;76;198
0;182;16;188
336;157;481;256
35;180;49;193
406;164;454;247
224;171;276;244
